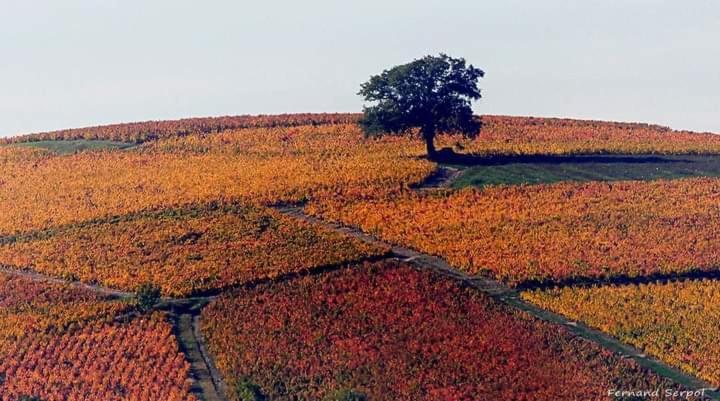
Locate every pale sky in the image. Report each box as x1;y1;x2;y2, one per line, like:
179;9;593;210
2;0;719;137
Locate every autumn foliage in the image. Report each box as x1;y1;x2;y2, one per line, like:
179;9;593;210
0;274;129;344
0;204;388;296
0;146;48;163
2;113;361;144
3;115;720;236
0;314;195;401
6;113;720;155
523;279;720;387
2;113;720;400
0;274;195;400
466;115;720;155
201;261;681;401
0;124;433;236
310;178;720;287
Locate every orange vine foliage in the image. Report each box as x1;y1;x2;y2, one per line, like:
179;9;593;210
6;113;720;155
2;113;361;144
310;178;720;286
0;204;387;296
0;146;47;164
202;261;683;401
0;274;195;400
0;124;434;236
3;114;720;235
0;273;129;344
0;313;196;401
463;116;720;155
523;279;720;386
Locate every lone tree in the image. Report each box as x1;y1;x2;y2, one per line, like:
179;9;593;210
358;54;484;160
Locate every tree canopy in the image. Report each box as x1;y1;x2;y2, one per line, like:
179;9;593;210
358;54;484;160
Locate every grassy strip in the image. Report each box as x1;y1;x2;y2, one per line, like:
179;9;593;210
282;206;720;399
450;154;720;188
13;139;135;154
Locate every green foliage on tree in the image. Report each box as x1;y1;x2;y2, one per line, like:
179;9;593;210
233;377;267;401
359;54;484;160
135;283;161;312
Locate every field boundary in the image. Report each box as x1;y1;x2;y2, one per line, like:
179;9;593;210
165;299;228;401
415;165;464;189
517;269;720;292
0;264;133;298
3;155;718;399
0;247;388;401
274;205;720;400
0;264;230;401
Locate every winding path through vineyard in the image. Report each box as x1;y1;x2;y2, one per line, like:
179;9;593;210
0;264;229;401
274;165;720;401
1;163;719;400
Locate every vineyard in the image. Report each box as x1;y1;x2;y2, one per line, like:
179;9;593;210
0;274;129;343
1;113;361;144
0;314;196;401
0;274;195;400
466;116;720;155
0;204;387;296
523;279;720;387
308;178;720;287
201;262;683;401
1;113;720;400
6;114;720;155
0;124;434;236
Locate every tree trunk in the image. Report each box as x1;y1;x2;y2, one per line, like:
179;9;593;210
422;128;437;160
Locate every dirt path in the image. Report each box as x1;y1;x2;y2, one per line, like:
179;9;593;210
0;264;133;298
416;165;464;189
0;265;230;401
3;160;717;399
274;205;720;400
164;299;228;401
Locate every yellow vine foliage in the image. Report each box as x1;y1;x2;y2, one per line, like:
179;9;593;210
7;114;720;155
309;178;720;286
522;279;720;386
0;124;434;236
0;204;388;297
3;117;720;236
463;116;720;155
0;273;129;346
0;145;47;164
2;113;360;144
